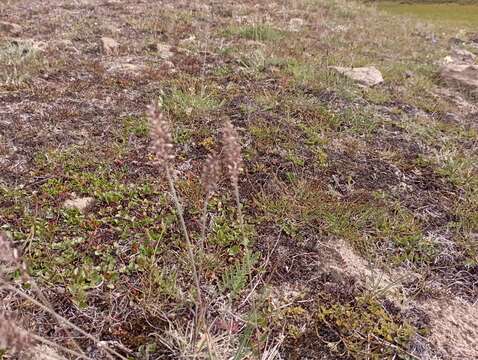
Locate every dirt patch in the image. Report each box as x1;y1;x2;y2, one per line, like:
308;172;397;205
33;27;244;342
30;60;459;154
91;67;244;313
420;298;478;359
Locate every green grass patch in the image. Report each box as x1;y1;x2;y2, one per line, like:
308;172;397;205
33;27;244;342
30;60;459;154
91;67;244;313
255;181;437;265
223;24;285;42
162;87;221;118
317;295;418;358
377;2;478;27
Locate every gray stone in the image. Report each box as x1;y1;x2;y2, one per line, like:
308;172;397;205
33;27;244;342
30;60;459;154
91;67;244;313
440;63;478;91
107;62;146;75
51;39;79;53
330;66;384;87
148;43;174;59
63;197;95;213
443;112;459;123
289;18;305;32
448;37;465;47
100;37;119;54
469;32;478;44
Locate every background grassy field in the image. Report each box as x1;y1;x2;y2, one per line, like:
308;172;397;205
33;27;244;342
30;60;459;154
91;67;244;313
376;1;478;27
1;0;477;359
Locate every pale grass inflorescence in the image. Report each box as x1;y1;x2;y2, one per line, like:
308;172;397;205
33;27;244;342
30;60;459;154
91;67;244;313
200;151;221;249
148;101;175;165
202;151;221;198
147;101;248;357
221;120;243;189
221;120;245;239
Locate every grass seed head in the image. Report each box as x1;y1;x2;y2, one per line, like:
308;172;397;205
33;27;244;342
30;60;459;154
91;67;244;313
221;120;242;187
148;101;175;166
202;151;221;196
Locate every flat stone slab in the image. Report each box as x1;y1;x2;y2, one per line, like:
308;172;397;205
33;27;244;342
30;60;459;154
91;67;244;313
440;64;478;91
63;197;95;213
330;66;384;87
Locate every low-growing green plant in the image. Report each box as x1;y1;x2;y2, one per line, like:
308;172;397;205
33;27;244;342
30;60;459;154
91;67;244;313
316;296;417;357
162;87;221;118
223;24;285;42
221;249;259;299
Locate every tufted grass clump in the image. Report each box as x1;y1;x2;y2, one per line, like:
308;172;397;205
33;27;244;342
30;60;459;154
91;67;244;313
223;24;285;42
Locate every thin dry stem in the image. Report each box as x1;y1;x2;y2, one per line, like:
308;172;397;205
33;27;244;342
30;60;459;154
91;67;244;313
200;151;221;250
164;166;205;330
148;102;207;345
0;233;87;358
0;312;32;354
4;284;129;360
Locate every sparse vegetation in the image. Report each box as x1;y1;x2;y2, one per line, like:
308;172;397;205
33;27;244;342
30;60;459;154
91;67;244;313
1;0;477;359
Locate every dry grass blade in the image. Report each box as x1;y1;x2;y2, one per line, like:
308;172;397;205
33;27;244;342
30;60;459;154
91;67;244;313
5;285;129;360
200;151;221;250
0;312;32;354
147;101;209;354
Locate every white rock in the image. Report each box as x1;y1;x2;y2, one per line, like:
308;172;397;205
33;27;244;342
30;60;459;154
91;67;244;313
100;37;119;54
330;66;384;87
10;39;47;52
63;197;95;213
244;40;266;47
440;64;478;91
51;39;79;53
288;18;305;32
161;60;176;73
29;345;60;360
442;55;454;64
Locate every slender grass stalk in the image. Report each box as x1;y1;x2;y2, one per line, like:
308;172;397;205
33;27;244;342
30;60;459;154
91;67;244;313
200;196;210;252
164;166;203;308
1;233;88;359
200;152;220;251
29;333;93;360
4;285;129;360
148;101;207;347
233;181;245;243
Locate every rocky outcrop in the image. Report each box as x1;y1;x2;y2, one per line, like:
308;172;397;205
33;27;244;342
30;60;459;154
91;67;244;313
440;64;478;92
449;48;476;64
63;197;95;213
330;66;384;87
